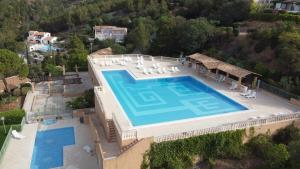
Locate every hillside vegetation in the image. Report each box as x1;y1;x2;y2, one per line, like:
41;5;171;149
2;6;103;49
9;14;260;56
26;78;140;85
0;0;299;94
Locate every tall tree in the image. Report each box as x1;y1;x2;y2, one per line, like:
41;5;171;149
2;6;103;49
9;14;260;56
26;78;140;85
128;19;151;52
68;35;88;70
0;49;29;78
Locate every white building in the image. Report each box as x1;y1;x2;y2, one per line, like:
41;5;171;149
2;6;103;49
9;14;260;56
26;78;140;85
27;31;58;52
273;0;300;13
94;26;127;43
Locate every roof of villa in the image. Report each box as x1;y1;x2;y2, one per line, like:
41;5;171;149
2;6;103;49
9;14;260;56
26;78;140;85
94;25;127;31
4;75;30;91
0;80;6;91
187;53;260;78
90;47;113;57
43;36;57;41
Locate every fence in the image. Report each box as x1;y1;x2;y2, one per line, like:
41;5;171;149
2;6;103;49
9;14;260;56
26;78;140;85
260;81;300;100
0;127;13;165
0;116;26;164
154;112;300;143
112;112;137;140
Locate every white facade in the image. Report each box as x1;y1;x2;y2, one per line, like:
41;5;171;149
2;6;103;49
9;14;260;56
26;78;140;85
274;2;300;13
94;26;127;43
27;31;58;52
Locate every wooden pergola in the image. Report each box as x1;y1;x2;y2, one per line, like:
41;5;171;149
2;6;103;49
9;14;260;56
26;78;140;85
187;53;261;88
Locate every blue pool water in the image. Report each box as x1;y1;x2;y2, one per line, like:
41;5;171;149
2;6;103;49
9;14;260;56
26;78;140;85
39;45;58;52
42;119;57;125
103;70;247;126
30;127;75;169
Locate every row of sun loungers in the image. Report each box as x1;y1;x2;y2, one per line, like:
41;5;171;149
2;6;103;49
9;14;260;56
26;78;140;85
240;89;256;98
249;112;290;120
99;57;133;67
143;66;180;75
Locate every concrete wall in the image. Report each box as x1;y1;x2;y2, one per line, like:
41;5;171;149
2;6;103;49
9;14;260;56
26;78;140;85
245;119;300;141
88;56;101;86
95;95;111;140
103;137;153;169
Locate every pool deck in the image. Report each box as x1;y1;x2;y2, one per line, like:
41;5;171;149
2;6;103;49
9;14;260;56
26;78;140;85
90;55;300;139
0;123;38;169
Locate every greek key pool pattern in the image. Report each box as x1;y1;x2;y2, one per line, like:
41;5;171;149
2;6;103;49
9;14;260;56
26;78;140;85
103;70;247;126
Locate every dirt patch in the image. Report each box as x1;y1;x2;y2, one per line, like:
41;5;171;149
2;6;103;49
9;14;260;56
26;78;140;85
215;157;264;169
195;157;264;169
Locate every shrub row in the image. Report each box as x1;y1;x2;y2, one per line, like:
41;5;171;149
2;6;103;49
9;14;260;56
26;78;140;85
0;109;25;125
144;130;245;169
250;13;300;22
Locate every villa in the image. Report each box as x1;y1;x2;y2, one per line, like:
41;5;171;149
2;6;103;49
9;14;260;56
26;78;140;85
94;26;127;43
272;0;300;13
86;51;300;169
27;31;58;52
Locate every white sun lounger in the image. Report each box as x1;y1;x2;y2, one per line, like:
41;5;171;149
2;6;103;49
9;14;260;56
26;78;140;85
143;68;149;75
156;63;160;68
12;130;25;139
246;91;256;98
174;67;180;72
230;81;238;90
162;68;168;73
170;67;176;73
157;68;163;74
100;61;105;66
83;145;92;153
240;90;252;96
249;116;257;120
149;68;154;74
153;64;157;69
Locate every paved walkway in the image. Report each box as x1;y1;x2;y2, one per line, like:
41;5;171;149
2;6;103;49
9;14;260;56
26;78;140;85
0;123;38;169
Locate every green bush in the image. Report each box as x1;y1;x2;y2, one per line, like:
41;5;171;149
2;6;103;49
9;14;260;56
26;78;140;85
145;130;245;169
0;93;17;105
272;123;300;145
247;134;272;157
21;87;31;96
288;140;300;169
67;89;94;109
263;143;289;169
248;134;289;169
0;109;25;125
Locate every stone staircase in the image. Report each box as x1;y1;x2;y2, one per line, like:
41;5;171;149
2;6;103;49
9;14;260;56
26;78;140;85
107;120;117;142
119;139;140;155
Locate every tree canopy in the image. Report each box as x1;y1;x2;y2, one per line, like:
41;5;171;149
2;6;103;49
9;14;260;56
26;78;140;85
0;49;28;78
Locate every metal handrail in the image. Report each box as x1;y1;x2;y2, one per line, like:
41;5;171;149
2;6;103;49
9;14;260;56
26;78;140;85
0;127;13;165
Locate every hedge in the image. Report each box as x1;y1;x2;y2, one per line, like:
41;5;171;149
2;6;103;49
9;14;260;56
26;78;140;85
143;130;245;169
250;13;300;23
0;109;25;125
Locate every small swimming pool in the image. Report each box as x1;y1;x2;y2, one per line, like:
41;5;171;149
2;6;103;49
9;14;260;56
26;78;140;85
30;127;75;169
42;119;57;125
102;70;247;126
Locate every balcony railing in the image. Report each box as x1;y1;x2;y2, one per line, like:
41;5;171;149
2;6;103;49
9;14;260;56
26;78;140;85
154;112;300;143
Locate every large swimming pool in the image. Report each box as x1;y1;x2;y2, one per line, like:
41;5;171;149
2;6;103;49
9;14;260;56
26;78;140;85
30;127;75;169
103;70;247;126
